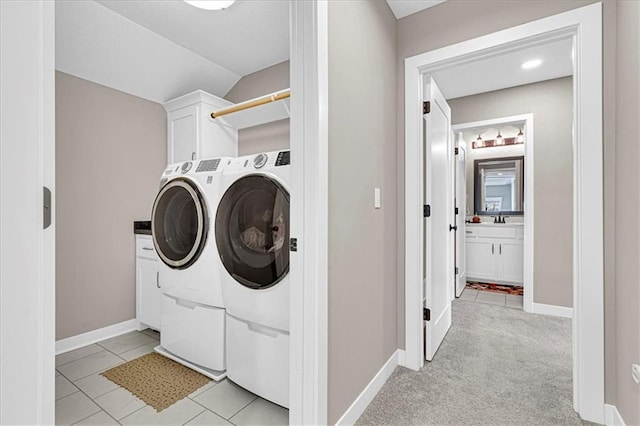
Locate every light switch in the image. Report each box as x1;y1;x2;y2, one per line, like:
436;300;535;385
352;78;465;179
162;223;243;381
374;188;381;209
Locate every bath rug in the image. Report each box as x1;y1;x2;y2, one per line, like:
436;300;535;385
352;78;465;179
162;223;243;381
466;281;524;295
101;352;211;412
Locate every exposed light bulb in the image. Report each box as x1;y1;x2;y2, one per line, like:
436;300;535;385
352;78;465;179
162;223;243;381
521;59;542;69
516;129;524;143
475;134;484;148
184;0;235;10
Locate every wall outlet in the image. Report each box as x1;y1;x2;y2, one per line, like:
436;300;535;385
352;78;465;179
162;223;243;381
632;364;640;385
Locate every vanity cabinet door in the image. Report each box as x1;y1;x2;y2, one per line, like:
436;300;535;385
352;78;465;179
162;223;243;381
497;240;524;283
465;240;497;281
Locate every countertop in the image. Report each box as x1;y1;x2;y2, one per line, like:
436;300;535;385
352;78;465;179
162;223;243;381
134;221;152;235
466;222;524;227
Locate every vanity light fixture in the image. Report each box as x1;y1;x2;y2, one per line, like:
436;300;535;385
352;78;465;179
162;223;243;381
521;59;542;69
495;130;504;146
516;129;525;143
474;134;484;149
184;0;235;10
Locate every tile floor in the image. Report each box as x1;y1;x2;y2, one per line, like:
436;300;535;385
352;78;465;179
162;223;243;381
458;285;524;309
55;329;289;426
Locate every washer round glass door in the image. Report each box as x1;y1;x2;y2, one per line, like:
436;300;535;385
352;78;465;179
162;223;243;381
152;178;208;269
215;175;289;289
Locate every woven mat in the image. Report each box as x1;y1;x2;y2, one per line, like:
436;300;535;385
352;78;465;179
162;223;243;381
466;281;524;295
101;352;211;412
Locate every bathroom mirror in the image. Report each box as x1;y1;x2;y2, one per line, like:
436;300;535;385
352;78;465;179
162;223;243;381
474;156;524;215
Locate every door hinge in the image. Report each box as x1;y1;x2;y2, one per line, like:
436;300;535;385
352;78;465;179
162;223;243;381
423;204;431;218
455;267;459;275
43;186;51;229
454;147;459;155
423;101;430;114
455;207;459;215
424;308;431;321
289;238;298;252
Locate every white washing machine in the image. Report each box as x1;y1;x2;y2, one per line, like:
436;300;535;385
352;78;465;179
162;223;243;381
151;157;229;378
215;150;290;407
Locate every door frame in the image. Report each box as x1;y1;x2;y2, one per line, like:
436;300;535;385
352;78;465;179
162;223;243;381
289;1;329;424
451;113;534;312
404;3;603;424
0;1;56;424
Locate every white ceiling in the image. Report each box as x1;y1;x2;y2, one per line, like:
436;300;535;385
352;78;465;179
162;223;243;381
56;0;571;105
385;0;447;19
431;37;574;100
95;0;290;76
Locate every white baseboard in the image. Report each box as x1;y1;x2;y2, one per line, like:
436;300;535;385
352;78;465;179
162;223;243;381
531;302;573;318
55;319;138;355
336;349;402;425
605;404;626;426
397;349;406;367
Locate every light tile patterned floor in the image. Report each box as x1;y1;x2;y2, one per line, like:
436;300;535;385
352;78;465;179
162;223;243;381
55;330;289;426
459;287;524;309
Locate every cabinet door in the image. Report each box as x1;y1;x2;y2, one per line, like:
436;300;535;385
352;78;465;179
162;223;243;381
168;105;198;164
497;241;524;284
137;258;162;331
466;240;497;282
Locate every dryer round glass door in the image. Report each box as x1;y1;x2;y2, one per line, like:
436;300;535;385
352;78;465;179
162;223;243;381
152;178;208;269
215;175;289;289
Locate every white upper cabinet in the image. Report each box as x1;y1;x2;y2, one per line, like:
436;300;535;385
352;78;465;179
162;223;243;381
164;90;238;164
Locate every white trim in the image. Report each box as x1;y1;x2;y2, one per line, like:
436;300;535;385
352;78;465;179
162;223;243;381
289;1;329;424
335;350;402;426
531;303;573;319
451;113;534;313
397;349;406;367
605;404;627;426
0;2;55;424
55;319;138;355
404;4;603;424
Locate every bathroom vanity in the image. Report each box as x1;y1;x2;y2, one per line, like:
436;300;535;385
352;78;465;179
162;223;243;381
465;223;524;284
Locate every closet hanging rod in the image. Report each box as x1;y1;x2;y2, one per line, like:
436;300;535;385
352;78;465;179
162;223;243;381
210;89;290;119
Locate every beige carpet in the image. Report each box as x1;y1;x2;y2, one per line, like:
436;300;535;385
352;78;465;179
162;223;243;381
101;352;211;412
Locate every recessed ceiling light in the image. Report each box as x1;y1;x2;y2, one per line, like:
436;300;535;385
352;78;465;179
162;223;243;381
521;59;542;70
184;0;235;10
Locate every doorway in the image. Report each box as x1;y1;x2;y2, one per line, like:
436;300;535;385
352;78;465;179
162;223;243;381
404;4;603;424
453;114;534;312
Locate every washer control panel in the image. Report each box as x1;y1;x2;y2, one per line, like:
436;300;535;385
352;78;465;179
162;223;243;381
253;153;268;169
180;161;193;174
275;151;290;166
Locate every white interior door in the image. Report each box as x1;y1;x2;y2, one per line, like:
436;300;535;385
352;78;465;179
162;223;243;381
455;143;467;297
423;77;453;361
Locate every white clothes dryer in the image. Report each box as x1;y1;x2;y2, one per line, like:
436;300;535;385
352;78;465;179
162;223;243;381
151;157;229;377
215;150;291;407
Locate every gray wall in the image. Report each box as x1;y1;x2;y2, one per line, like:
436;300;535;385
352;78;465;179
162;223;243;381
224;61;290;155
327;1;397;423
55;71;166;339
450;77;574;308
613;1;640;422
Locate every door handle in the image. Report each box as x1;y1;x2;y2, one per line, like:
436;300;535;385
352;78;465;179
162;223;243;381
449;224;457;232
156;271;161;288
143;247;154;251
492;243;494;254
